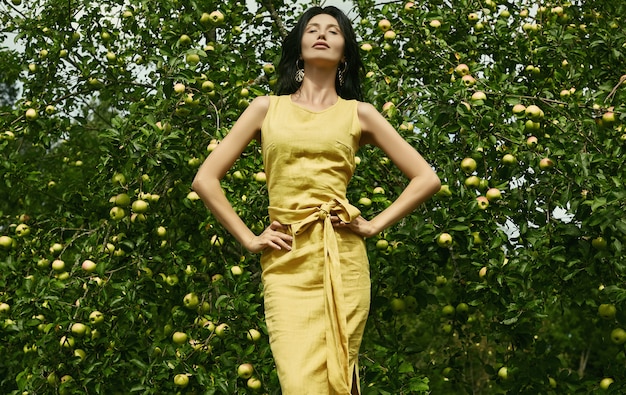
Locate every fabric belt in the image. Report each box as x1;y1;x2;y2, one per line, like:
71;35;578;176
268;199;360;394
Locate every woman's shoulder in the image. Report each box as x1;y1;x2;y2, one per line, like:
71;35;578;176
356;101;380;119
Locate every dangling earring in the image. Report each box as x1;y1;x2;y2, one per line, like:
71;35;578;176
295;59;304;83
338;61;348;86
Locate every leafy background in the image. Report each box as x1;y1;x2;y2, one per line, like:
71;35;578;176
0;0;625;394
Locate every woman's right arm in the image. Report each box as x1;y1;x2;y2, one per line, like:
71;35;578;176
192;96;292;253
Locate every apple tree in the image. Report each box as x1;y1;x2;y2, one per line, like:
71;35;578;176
0;0;625;394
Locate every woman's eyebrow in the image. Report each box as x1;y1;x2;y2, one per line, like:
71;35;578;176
306;22;342;30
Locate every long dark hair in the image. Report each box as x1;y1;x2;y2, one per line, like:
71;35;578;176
275;6;364;101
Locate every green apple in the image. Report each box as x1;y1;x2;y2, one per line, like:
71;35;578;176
49;242;63;255
525;120;541;132
131;199;149;213
600;377;614;390
602;112;616;127
376;239;389;250
51;259;65;272
173;83;186;94
442;304;455;317
59;335;75;348
71;322;88;337
201;81;216;95
378;19;391;32
498;366;508;380
253;172;267;183
435;275;447;286
526;135;538;147
598;303;616;320
14;223;30;237
157;226;167;238
472;231;483;244
172;331;188;344
0;302;10;314
25;108;39;121
539;157;555;170
230;265;243;276
429;19;441;28
512;103;526;115
460;157;477;173
373;186;385;195
592;236;608;250
485;188;502;201
210;235;224;247
209;10;225;24
74;348;86;361
470;91;486;102
111;172;126;185
390;297;406;313
358;197;372;207
215;323;229;337
174;373;190;388
165;274;179;286
0;235;14;249
262;63;275;74
183;293;200;310
89;310;104;325
461;75;476;86
525;104;544;121
476;196;489;210
105;51;116;62
109;206;126;221
200;12;211;24
360;43;373;52
178;34;192;46
610;327;626;344
113;193;131;206
479;266;488;279
384;30;396;41
437;233;452;248
437;184;452;197
237;363;254;379
186;53;200;65
247;377;262;390
465;175;480;188
502;153;516;165
247;328;261;341
81;259;96;272
455;63;470;76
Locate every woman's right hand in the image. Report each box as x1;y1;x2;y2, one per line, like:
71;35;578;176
246;221;293;253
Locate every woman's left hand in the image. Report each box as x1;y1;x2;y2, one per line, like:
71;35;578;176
331;215;376;238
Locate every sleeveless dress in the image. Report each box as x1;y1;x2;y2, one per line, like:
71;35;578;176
260;95;371;394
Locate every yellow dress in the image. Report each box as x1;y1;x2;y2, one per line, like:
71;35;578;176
260;95;371;394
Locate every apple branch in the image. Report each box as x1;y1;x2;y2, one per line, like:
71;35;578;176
259;0;288;39
604;74;626;103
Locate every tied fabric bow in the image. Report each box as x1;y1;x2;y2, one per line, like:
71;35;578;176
268;199;360;394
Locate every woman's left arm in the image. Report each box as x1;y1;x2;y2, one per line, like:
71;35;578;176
339;102;441;238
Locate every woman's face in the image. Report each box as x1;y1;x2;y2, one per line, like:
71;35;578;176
300;13;345;68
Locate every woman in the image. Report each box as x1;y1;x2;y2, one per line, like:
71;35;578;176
192;6;441;395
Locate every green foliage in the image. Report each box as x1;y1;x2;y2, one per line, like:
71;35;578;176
1;0;625;394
